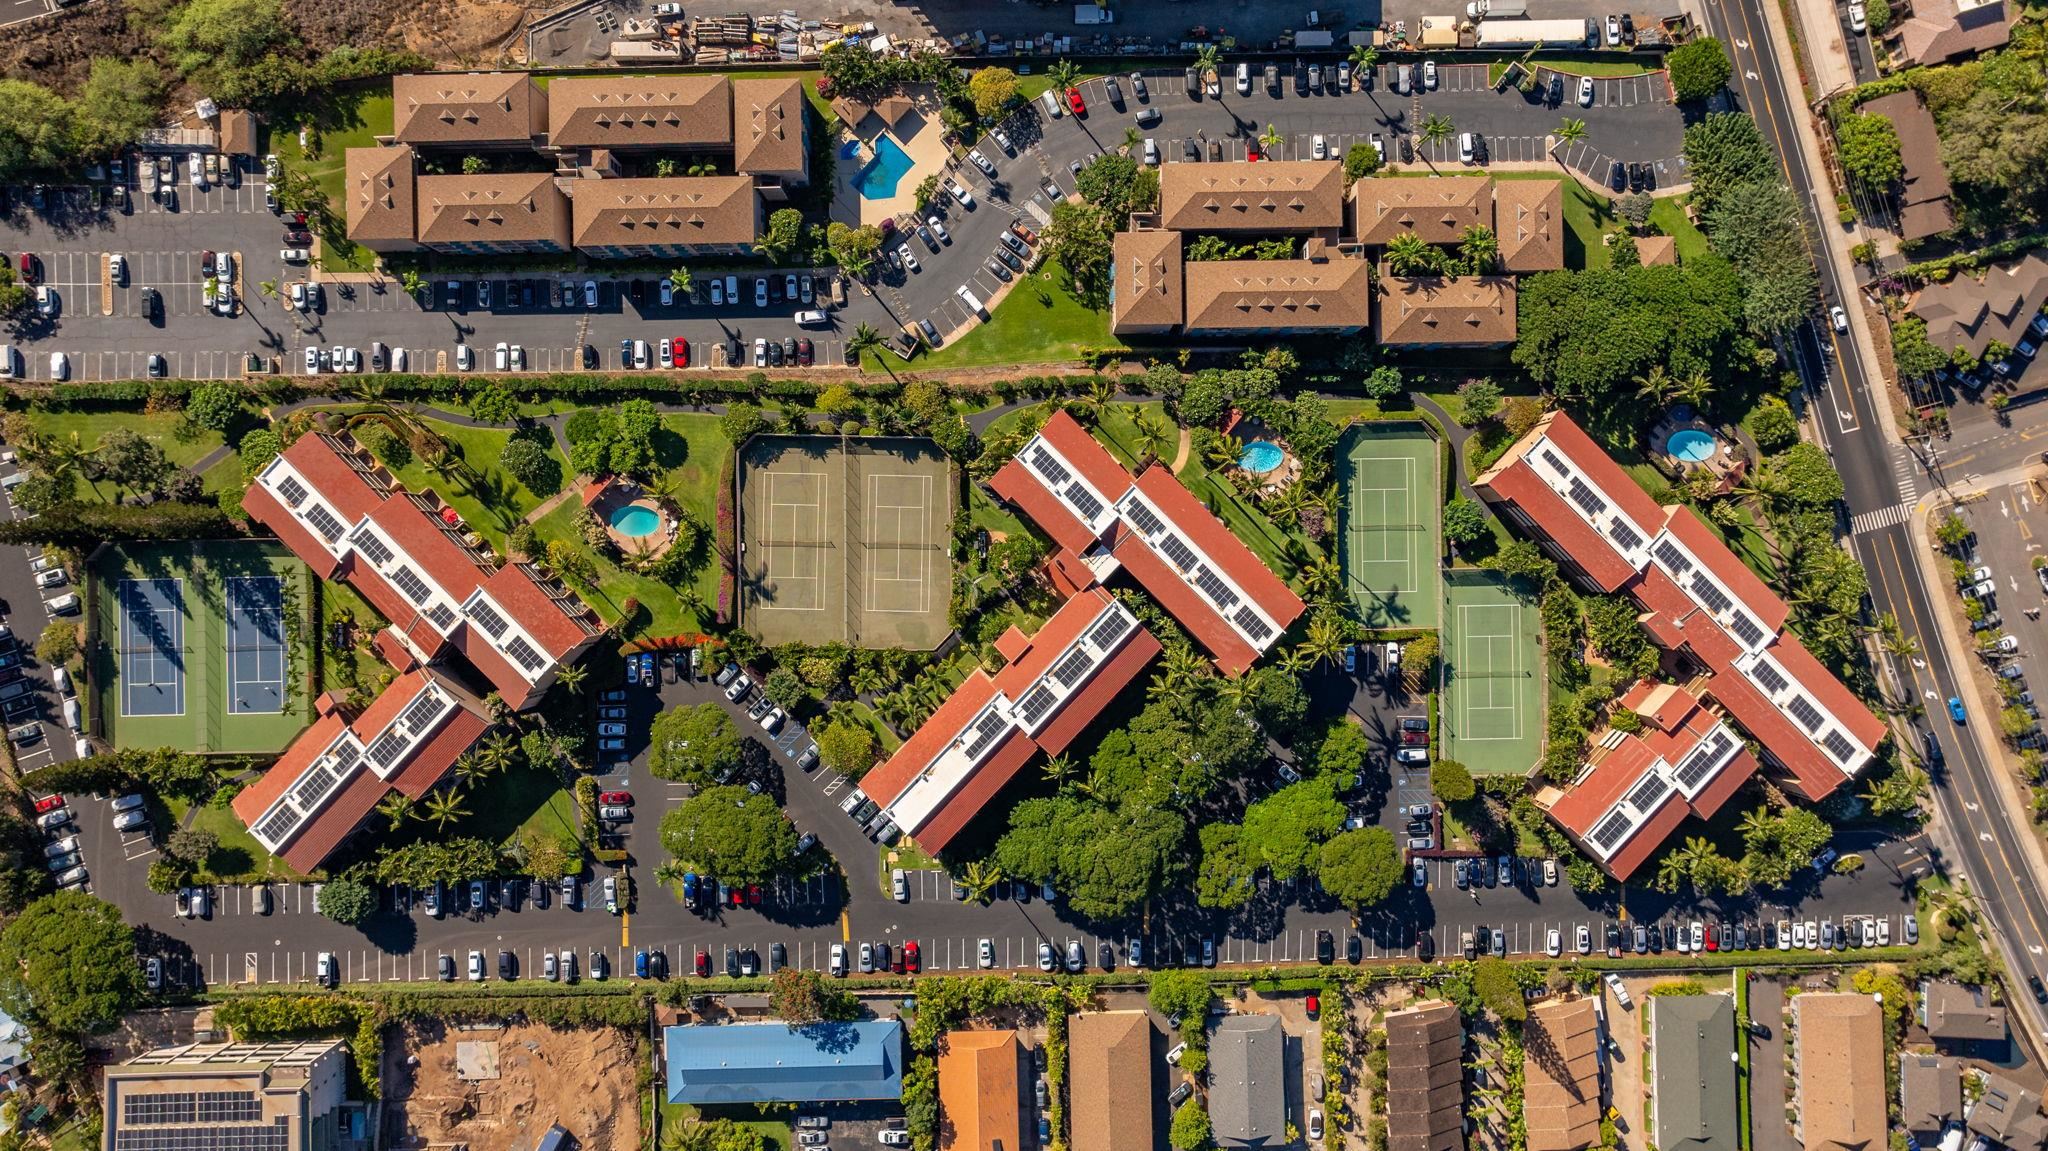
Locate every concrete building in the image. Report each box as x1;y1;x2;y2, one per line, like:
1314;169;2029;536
732;77;811;193
1647;995;1737;1151
936;1031;1025;1151
1347;175;1565;272
547;75;733;151
1791;993;1887;1151
1068;1012;1153;1151
1385;1001;1464;1151
1159;161;1348;234
1210;1015;1287;1149
344;146;419;255
102;1041;351;1151
1375;276;1517;348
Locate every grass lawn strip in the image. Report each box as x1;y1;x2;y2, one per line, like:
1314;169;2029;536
919;256;1120;367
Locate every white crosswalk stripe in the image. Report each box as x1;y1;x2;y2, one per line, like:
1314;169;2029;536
1850;502;1912;534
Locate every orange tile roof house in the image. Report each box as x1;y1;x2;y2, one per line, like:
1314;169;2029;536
989;410;1305;675
1524;999;1603;1151
1792;994;1888;1151
937;1031;1025;1151
1068;1012;1153;1151
345;146;419;254
414;173;572;255
1159;161;1348;234
393;73;547;148
548;76;734;151
1477;412;1885;872
570;176;763;259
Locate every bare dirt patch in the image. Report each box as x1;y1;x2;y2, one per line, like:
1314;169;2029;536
381;1018;644;1151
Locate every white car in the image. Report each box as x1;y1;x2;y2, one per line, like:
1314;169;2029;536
1311;134;1327;160
494;342;509;371
1166;1042;1187;1065
1777;919;1793;949
583;280;598;308
892;868;909;901
761;706;785;734
316;952;334;986
1423;59;1438;88
188;152;204;186
48;352;67;380
1038;942;1056;971
1830;304;1850;333
304;345;320;374
1606;13;1621;43
1546;928;1561;957
109;253;125;283
280;248;309;263
1803;920;1820;949
948;180;975;208
977;938;994;968
709;279;724;306
1847;0;1866;29
1579;76;1595;106
455;345;474;371
1412;860;1427;887
927;216;950;243
1308;1110;1323;1142
214;286;234;316
1543;858;1558;886
1235;61;1251;94
968;149;996;175
264;153;280;180
34;286;55;317
468;950;485;981
829;943;847;976
1576;924;1591;954
902;248;921;274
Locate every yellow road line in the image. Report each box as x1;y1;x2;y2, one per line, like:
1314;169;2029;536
841;910;851;942
621;912;631;949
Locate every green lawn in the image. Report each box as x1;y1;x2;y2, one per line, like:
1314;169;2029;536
1648;193;1714;263
661;1102;790;1151
968;483;1030;541
1498;171;1617;270
838;698;903;754
271;89;394;273
1175;453;1319;581
167;790;309;883
1324;398;1390;424
364;417;570;554
23;410;225;501
1090;401;1172;468
531;500;702;641
456;760;581;849
656;414;732;543
921;257;1120;367
1487;52;1664;84
319;578;392;701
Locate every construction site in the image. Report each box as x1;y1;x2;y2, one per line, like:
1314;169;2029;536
380;1019;647;1151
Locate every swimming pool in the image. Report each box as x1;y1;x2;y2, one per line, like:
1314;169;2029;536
1239;440;1286;474
853;135;916;200
609;504;664;538
1667;428;1718;464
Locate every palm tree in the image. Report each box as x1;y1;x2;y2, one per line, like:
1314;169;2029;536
1122;126;1143;155
1259;123;1285;155
1302;555;1345;607
653;858;689;893
1420;113;1456;149
1554;117;1588;148
1193;43;1223;88
669;267;693;297
1670;369;1714;408
1458;225;1499;275
1135;410;1175;465
960;860;1003;901
553;663;589;696
1631;366;1673;406
422;788;470;830
851;665;885;697
375;792;414;831
847;322;887;377
1205;433;1246;471
1047;59;1082;94
398;269;426;297
1042;753;1076;787
258;279;278;301
1384;233;1439;277
1301;613;1351;669
1877;612;1921;660
1348;43;1379;78
479;731;518;776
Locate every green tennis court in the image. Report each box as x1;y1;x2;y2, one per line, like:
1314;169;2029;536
1441;570;1544;776
1338;423;1441;629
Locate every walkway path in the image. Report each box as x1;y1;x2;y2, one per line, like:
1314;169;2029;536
1410;395;1478;502
1170;427;1193;472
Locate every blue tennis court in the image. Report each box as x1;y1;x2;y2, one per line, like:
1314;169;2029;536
119;578;185;717
226;576;285;714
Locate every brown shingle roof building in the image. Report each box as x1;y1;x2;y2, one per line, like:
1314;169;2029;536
1902;1055;1962;1137
1495;178;1565;272
345;146;419;253
1921;982;2008;1044
732;77;810;188
936;1030;1024;1151
1159;161;1348;233
1636;235;1679;265
1898;0;2010;65
1377;275;1517;346
415;173;570;254
1863;91;1956;241
1525;999;1602;1151
1969;1074;2048;1151
1793;993;1888;1151
218;109;258;156
1911;253;2048;359
1350;176;1492;246
1183;249;1372;335
1386;1000;1465;1151
1113;229;1186;334
394;73;546;147
1068;1012;1153;1151
570;176;761;258
549;76;732;151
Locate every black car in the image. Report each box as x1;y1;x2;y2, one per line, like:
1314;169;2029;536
1549;74;1564;105
1183;138;1201;162
1099;941;1114;970
582;344;598;369
1294;61;1310;95
1664;923;1679;950
770;942;787;971
1415;931;1435;962
1610;160;1627;191
1605;924;1623;956
1345;933;1362;963
1399;135;1415;163
1620;12;1635;40
2030;975;2047;1004
498;951;515;980
1638;162;1657;191
1185;65;1201;95
1169;1082;1194;1108
993;879;1011;903
782;336;798;364
141;286;161;321
1316;929;1334;964
766;340;783;367
1626;163;1644;193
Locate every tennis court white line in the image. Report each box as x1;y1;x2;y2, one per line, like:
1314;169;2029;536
864;471;932;615
759;470;827;613
1347;455;1419;594
120;577;187;718
1451;602;1525;742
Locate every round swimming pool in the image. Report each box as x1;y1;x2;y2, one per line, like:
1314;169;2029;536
1239;439;1286;474
1667;428;1718;464
609;504;664;538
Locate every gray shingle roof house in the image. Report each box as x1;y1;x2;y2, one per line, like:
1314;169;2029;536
1969;1074;2048;1151
1211;1015;1288;1149
1921;983;2008;1044
662;1022;903;1105
1901;1055;1962;1137
1649;995;1739;1151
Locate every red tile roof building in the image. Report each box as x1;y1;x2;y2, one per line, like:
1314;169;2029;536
859;586;1160;853
1476;413;1885;872
988;410;1305;676
236;431;605;870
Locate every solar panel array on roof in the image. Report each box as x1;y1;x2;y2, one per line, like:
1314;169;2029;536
391;566;433;606
1822;730;1857;764
1088;610;1132;649
1673;729;1735;790
399;690;448;734
426;603;457;630
115;1118;291;1150
1030;446;1071;487
1689;572;1733;616
1750;659;1789;696
1066;484;1105;522
124;1093;199;1124
465;598;508;638
349;527;394;567
1787;695;1824;733
254;806;299;845
1017;683;1059;725
506;636;546;672
1233;605;1273;643
1625;771;1670;813
1540;448;1570;477
1608;520;1643;552
1195;567;1240;612
1567;478;1607;517
304;504;346;543
1160;535;1199;573
1728;612;1766;648
1652;540;1691;578
276;476;308;508
962;710;1011;758
197;1093;263;1123
1591;810;1633;852
1123;501;1165;537
364;727;409;771
288;760;340;810
1051;648;1095;688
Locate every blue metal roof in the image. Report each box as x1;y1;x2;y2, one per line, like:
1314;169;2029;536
663;1021;905;1105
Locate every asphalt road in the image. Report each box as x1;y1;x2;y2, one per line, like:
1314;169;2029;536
1698;0;2048;1056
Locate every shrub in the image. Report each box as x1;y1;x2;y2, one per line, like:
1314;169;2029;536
499;438;560;495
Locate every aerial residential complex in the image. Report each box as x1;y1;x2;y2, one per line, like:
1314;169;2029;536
347;72;808;256
100;1041;354;1151
231;431;603;871
1476;411;1886;879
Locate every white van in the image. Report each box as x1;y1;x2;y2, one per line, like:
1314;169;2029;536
62;698;80;733
0;346;15;378
51;666;68;695
1235;61;1251;94
1039;89;1063;119
46;593;80;616
955;285;987;317
794;309;828;327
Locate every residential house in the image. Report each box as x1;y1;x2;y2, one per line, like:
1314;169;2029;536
937;1031;1025;1151
1911;254;2048;360
1901;1055;1963;1140
570;176;762;259
1385;1001;1464;1151
1792;993;1887;1151
1647;994;1738;1151
1211;1015;1287;1149
0;1009;27;1096
1862;91;1956;242
663;1022;903;1104
1376;276;1518;348
344;146;420;254
392;73;546;148
1068;1012;1153;1151
414;173;572;255
547;75;733;152
1921;982;2008;1047
1896;0;2010;66
1524;999;1603;1151
732;77;810;193
102;1041;352;1151
1969;1075;2048;1151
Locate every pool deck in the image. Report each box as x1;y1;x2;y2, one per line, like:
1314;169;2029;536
832;118;953;229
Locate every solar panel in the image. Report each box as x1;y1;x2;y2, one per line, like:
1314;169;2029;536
275;476;307;508
1017;684;1059;725
1233;605;1274;643
1787;695;1824;733
962;710;1010;757
349;527;394;567
1673;730;1735;790
364;727;409;770
1688;572;1733;615
115;1118;291;1151
1030;446;1071;488
1625;772;1670;813
1728;612;1766;647
1051;648;1095;688
464;599;509;638
254;806;298;844
1750;659;1789;696
329;742;361;776
1122;500;1165;537
506;636;546;672
1194;567;1240;612
426;603;457;630
1567;478;1608;518
304;504;346;543
399;690;448;734
289;760;340;809
1590;810;1634;852
196;1093;262;1123
1539;448;1571;478
1822;730;1858;763
1607;520;1643;552
1066;483;1104;521
123;1093;197;1124
1088;610;1131;649
1160;535;1199;573
390;566;433;606
1652;540;1691;578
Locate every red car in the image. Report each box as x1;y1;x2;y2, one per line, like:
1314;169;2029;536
673;337;689;367
1306;993;1321;1018
1704;924;1720;952
32;794;62;814
1246;140;1264;161
746;884;763;907
1065;86;1086;116
1009;221;1038;246
904;940;922;973
16;253;34;283
598;791;633;806
694;949;710;977
728;886;743;907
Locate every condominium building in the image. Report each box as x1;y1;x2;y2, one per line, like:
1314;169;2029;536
102;1041;352;1151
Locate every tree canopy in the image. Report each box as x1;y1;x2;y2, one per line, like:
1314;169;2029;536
993;797;1185;920
1835;112;1904;187
1667;37;1733;102
648;704;743;785
659;786;801;885
0;893;145;1034
1318;827;1402;906
1239;778;1346;881
1512;261;1745;405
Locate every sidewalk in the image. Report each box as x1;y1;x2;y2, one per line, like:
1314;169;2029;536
1786;0;1861;97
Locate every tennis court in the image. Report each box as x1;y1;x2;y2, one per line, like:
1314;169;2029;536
739;435;954;649
91;541;312;754
1441;570;1544;776
1338;423;1441;630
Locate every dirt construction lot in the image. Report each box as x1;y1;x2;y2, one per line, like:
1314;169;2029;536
381;1019;644;1151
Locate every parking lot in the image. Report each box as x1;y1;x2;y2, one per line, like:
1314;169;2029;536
1940;485;2048;753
